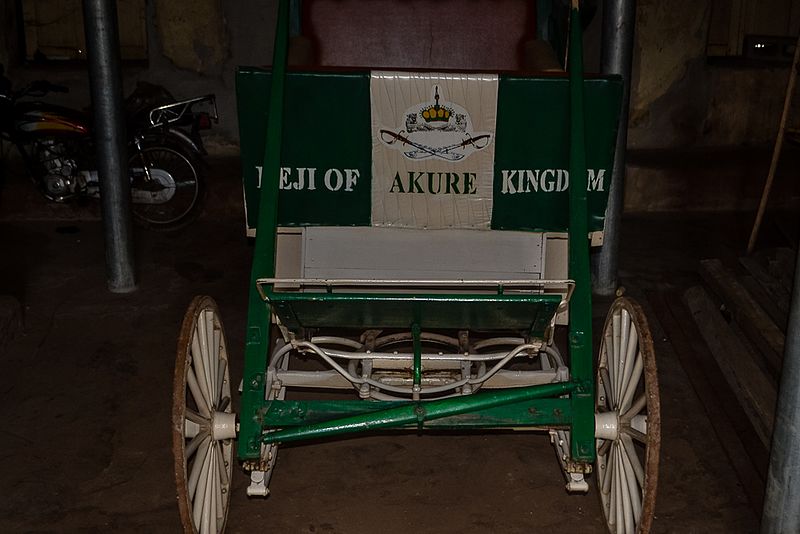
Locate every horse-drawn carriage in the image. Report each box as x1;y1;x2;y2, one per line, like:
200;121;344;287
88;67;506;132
172;1;660;532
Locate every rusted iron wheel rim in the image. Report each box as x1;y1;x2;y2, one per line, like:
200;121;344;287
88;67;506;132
596;297;661;534
173;296;234;534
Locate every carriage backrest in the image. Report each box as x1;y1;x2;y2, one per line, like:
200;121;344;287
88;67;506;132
237;69;621;235
300;0;537;71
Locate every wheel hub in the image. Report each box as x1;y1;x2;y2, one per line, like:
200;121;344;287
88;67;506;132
595;410;619;441
212;411;237;440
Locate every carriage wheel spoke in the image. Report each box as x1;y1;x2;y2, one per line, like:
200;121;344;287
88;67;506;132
216;358;227;409
600;367;614;408
617;310;630;404
191;332;213;412
185;430;210;459
185;407;207;426
622;393;647;422
601;447;613;500
620;353;643;414
598;437;611;457
623;426;647;444
187;367;211;417
620;433;645;488
611;312;621;409
199;445;215;534
612;445;622;533
216;441;230;489
619;320;638;409
188;437;211;498
620;436;643;522
205;311;217;403
617;446;634;533
210;443;222;533
191;440;213;525
198;312;214;404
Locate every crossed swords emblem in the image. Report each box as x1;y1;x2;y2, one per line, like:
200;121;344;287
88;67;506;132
379;129;492;161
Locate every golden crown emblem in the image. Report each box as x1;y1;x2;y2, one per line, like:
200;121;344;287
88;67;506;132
421;86;452;123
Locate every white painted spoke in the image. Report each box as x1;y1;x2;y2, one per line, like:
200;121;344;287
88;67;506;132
612;312;621;409
604;332;615;405
191;440;213;526
216;441;230;489
621;433;645;487
216;358;227;409
185;430;210;458
191;332;213;412
184;419;201;439
619;321;638;408
187;367;211;417
185;407;207;426
624;426;648;444
196;315;214;404
620;437;643;523
622;393;648;422
204;311;216;404
212;444;224;531
213;326;221;401
199;446;214;534
601;367;614;408
598;437;611;458
617;447;634;534
617;310;630;404
188;437;211;499
601;448;613;501
619;353;644;415
610;445;625;534
197;310;217;405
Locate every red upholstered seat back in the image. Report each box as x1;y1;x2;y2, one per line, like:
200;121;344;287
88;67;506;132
301;0;537;71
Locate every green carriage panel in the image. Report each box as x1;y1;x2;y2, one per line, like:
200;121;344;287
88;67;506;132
237;69;372;227
236;68;622;232
492;76;622;231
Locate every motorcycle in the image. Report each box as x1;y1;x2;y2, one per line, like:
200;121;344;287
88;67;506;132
0;66;217;230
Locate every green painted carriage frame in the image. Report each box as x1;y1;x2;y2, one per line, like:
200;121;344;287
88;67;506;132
237;0;604;469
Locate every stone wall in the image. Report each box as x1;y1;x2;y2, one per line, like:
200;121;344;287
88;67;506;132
629;0;790;149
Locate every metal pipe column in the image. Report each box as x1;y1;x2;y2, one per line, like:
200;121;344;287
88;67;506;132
762;245;800;533
82;0;136;293
592;0;636;296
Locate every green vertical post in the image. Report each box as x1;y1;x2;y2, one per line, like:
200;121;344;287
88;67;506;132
567;2;596;463
238;0;291;460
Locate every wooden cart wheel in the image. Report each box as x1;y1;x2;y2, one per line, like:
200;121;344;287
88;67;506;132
173;296;235;534
595;297;661;534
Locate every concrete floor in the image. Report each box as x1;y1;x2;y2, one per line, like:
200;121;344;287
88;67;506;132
0;160;763;533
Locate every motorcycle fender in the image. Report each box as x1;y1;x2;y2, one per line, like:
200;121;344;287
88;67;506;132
141;129;204;158
166;128;205;156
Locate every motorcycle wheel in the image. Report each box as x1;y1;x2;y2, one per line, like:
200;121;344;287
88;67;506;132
129;145;205;230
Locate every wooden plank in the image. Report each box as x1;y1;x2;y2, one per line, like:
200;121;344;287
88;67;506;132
739;256;791;316
700;259;785;373
648;291;765;511
738;274;788;332
770;248;796;293
683;285;777;448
